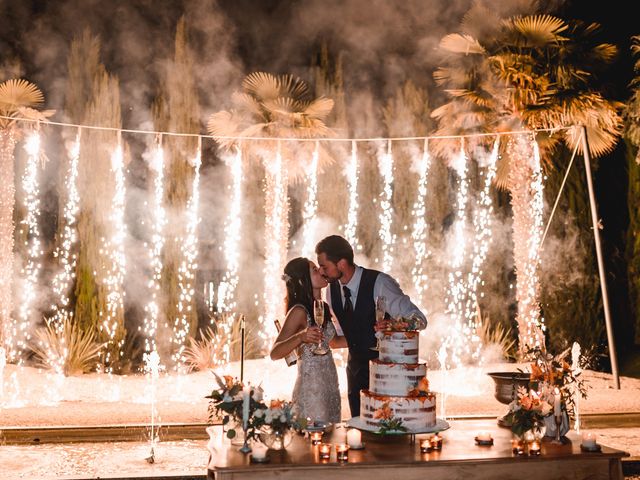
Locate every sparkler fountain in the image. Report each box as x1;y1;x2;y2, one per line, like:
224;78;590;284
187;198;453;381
144;350;161;464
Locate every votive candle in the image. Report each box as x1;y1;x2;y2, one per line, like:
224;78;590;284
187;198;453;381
347;428;362;448
529;440;541;456
431;433;443;450
251;443;268;461
512;438;525;455
318;443;332;459
336;443;350;461
310;432;323;445
581;432;597;449
420;438;432;453
477;431;492;442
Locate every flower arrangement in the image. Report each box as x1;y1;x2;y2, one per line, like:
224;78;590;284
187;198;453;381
205;372;264;440
503;386;551;437
504;346;587;437
252;399;307;433
385;314;426;331
374;401;408;434
408;377;430;397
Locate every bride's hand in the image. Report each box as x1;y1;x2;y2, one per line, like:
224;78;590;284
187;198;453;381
300;326;322;344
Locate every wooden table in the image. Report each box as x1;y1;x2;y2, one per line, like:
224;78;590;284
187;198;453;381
208;419;629;480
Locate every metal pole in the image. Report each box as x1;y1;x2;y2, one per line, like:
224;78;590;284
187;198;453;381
240;314;245;383
580;125;620;389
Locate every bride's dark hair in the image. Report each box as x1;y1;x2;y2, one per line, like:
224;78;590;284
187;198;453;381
283;257;314;315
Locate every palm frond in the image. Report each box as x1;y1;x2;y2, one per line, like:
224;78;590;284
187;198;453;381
243;72;280;100
439;33;485;55
183;326;217;372
302;97;334;119
505;15;568;47
0;79;44;112
277;74;309;99
231;92;264;117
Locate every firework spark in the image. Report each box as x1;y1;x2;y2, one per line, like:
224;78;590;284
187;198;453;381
301;142;319;259
378;140;395;272
344;140;360;251
410;139;431;310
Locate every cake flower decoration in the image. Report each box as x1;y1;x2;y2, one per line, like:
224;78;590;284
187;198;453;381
374;401;408;434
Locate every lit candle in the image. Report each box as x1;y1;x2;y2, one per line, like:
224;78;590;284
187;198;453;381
242;385;250;430
581;432;597;449
310;432;323;445
347;429;362;448
476;431;492;442
251;443;268;461
431;433;443;450
318;443;332;459
554;387;562;417
336;443;350;461
529;440;541;456
420;438;432;453
512;438;525;455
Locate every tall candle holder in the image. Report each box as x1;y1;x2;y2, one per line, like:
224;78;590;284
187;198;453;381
239;424;252;454
551;415;564;444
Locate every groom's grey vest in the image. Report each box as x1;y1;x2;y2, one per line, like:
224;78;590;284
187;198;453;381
330;267;380;360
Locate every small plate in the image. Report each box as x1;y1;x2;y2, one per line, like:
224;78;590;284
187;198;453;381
474;437;494;446
250;455;270;463
349;443;365;450
580;444;602;452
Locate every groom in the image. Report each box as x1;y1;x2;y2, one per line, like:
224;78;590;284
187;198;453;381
315;235;427;418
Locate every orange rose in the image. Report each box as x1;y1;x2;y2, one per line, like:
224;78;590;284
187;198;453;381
270;399;284;409
223;375;235;389
520;395;533;410
530;363;544;381
374;402;393;419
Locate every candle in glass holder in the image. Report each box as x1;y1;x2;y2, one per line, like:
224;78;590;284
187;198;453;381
512;438;525;455
431;433;443;450
420;438;432;453
310;432;323;445
347;428;362;448
581;432;597;449
529;440;541;455
251;443;268;461
318;443;332;459
336;443;350;461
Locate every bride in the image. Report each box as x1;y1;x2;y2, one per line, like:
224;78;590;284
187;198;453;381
270;257;346;424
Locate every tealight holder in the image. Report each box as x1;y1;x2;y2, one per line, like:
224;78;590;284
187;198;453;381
474;432;494;446
318;443;332;460
528;440;541;456
512;438;525;456
431;433;443;450
336;443;350;462
310;432;323;445
420;438;433;453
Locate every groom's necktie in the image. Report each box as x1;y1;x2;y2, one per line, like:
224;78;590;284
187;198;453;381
343;285;353;315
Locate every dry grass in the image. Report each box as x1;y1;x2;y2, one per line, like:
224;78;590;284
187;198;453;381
29;317;105;376
477;311;517;361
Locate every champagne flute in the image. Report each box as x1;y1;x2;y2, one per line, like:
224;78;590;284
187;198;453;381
371;295;386;351
313;299;328;355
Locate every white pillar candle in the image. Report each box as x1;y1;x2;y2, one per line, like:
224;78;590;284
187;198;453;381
347;429;362;448
581;432;597;448
251;443;268;460
554;387;562;417
242;385;250;429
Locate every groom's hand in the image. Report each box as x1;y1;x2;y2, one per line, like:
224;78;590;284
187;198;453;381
300;326;322;343
375;319;390;332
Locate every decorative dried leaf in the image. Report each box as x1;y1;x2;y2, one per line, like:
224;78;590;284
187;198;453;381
505;15;568;46
439;34;485;55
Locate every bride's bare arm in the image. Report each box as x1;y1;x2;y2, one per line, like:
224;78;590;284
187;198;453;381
270;306;322;360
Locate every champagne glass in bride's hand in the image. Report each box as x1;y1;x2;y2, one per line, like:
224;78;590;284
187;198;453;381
313;299;328;355
371;295;386;351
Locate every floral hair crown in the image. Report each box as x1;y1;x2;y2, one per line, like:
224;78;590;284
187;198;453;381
281;273;292;282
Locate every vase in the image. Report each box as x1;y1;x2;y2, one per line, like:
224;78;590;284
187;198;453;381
543;410;570;438
259;426;294;450
487;372;532;427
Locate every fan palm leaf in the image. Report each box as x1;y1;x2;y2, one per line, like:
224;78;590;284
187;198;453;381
503;15;568;47
0;79;48;129
439;33;486;55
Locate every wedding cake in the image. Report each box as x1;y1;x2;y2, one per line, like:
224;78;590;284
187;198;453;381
360;330;436;431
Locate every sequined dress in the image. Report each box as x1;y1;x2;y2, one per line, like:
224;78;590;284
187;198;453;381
290;304;341;424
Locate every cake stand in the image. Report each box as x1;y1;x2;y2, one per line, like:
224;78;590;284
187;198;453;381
347;417;450;444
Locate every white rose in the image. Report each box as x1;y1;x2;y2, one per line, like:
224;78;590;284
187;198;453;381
222;394;232;403
254;409;264;418
280;414;287;423
253;388;264;402
265;412;273;423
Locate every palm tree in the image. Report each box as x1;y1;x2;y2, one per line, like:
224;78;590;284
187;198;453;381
208;72;333;347
0;79;52;357
432;8;622;357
